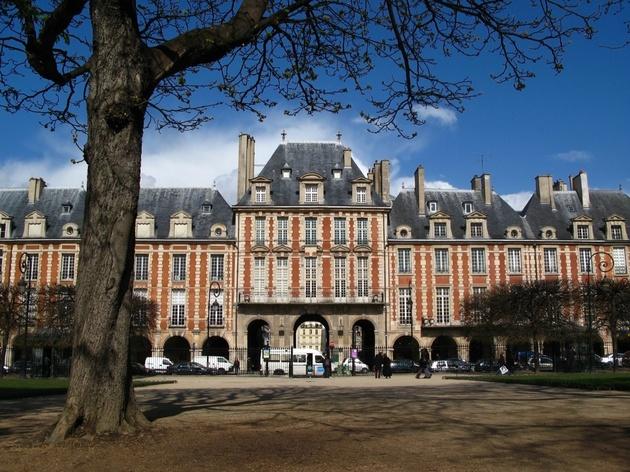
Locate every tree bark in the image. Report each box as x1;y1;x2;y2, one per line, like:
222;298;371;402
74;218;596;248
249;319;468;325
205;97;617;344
48;1;153;442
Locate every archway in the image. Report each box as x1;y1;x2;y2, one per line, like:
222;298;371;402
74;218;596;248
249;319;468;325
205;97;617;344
353;320;376;367
431;336;457;360
247;319;270;372
393;336;419;362
293;314;329;353
129;335;152;364
202;336;229;358
163;336;190;363
469;338;494;363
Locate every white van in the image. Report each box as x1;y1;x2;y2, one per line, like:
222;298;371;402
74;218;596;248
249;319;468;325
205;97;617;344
260;348;325;376
193;355;234;374
144;357;173;374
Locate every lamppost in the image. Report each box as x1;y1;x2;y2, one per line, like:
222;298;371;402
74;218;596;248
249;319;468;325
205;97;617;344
408;283;414;360
208;281;221;368
18;253;33;378
351;325;360;376
586;251;614;373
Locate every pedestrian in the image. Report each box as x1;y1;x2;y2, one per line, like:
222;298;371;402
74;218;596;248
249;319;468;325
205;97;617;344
323;354;331;378
233;358;240;374
416;348;430;379
374;351;383;379
382;353;392;379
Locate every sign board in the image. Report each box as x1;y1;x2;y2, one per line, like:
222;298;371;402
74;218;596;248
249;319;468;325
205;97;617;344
499;366;509;375
262;347;271;361
351;348;358;359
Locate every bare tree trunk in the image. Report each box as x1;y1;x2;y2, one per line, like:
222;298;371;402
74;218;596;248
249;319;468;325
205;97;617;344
49;2;152;442
0;330;9;378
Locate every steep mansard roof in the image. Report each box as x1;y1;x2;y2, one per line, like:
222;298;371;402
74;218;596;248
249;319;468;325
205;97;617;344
389;188;532;240
235;142;388;207
521;190;630;240
0;187;234;240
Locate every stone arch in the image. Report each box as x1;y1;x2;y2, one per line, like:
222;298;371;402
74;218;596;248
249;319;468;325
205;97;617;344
247;319;270;372
431;335;458;360
293;313;330;352
393;335;419;361
202;336;229;358
163;336;190;363
353;319;376;367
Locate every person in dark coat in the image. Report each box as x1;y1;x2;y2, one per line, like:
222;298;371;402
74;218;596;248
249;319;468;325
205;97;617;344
374;351;383;379
416;348;430;379
233;358;240;374
382;354;392;378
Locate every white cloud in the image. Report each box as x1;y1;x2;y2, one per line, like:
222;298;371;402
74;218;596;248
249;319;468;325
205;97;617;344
501;191;532;211
414;105;458;126
554;150;592;162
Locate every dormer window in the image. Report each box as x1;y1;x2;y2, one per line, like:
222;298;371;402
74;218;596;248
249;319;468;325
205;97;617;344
169;211;193;238
332;169;342;180
0;212;11;238
356;187;366;203
62;223;79;238
351;177;372;204
427;201;438;214
210;224;226;238
396;225;411;238
282;164;292;179
471;223;483;238
298;173;325;205
61;203;72;214
541;226;557;239
255;186;266;203
462;202;473;214
465;212;489;239
611;225;623;240
604;216;627;241
429;212;452;239
201;202;212;213
0;223;6;238
305;184;318;203
434;222;447;238
506;226;522;239
577;225;589;239
23;211;46;238
571;216;593;241
136;211;156;238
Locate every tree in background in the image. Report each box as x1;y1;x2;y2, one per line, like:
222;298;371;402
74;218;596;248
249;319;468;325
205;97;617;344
0;284;25;377
0;1;624;440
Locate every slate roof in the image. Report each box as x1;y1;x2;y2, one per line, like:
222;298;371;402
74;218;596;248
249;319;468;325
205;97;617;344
521;189;630;240
389;188;529;240
235;142;388;207
0;186;234;240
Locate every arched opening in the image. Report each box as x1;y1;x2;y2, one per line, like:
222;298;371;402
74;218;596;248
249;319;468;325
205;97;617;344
393;336;419;361
163;336;190;363
129;335;152;364
202;336;229;358
293;314;329;353
353;319;376;368
469;338;494;363
247;319;270;372
431;336;458;360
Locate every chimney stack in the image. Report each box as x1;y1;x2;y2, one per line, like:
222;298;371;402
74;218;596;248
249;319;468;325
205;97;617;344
380;160;391;203
535;175;555;209
481;173;492;205
471;175;482;192
28;178;46;204
343;148;352;168
373;161;382;198
553;179;568;192
572;170;590;208
237;133;255;201
414;166;425;215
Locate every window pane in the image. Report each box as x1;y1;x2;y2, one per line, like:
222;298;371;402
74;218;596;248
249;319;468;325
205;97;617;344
436;287;450;324
471;249;485;273
398;288;411;324
544;248;558;273
135;254;149;280
507;248;521;273
211;255;224;280
398;248;411;273
613;248;627;274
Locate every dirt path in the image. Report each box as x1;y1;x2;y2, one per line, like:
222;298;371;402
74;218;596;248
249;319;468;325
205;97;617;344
1;376;629;471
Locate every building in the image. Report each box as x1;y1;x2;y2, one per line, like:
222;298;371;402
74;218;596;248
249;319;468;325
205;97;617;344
1;134;629;371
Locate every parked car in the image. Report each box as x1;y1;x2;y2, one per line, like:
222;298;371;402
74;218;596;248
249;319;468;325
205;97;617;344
473;359;499;372
528;355;554;371
144;356;174;374
390;358;420;373
192;356;234;374
447;358;472;372
601;353;624;367
166;361;211;375
334;358;369;374
10;360;33;374
430;359;469;372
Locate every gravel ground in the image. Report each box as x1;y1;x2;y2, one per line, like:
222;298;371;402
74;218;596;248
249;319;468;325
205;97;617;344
1;374;629;471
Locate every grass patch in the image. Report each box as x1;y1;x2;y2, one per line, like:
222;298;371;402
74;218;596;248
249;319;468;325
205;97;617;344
0;377;176;400
448;372;630;391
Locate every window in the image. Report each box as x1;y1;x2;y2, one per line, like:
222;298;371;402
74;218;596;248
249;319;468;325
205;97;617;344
334;258;347;298
210;255;224;280
170;290;186;327
398;248;411;273
399;288;412;325
208;299;223;326
253;258;266;296
427;201;438;213
61;254;75;280
333;169;342;179
305;217;317;245
172;254;186;281
62;203;72;214
357;257;368;297
507;248;522;273
276;258;288;296
357;218;368;245
201;203;212;213
471;248;486;274
579;248;592;273
0;223;5;238
305;257;317;298
434;249;449;273
334;218;347;245
577;225;589;239
135;254;149;281
613;248;627;274
0;250;3;279
436;287;450;324
544;248;558;273
255;217;266;245
463;202;473;214
282;168;291;179
611;225;623;240
277;217;288;245
305;184;318;203
471;287;487;323
434;222;447;238
24;254;39;281
356;186;367;203
471;223;483;238
132;289;148;327
255;186;266;203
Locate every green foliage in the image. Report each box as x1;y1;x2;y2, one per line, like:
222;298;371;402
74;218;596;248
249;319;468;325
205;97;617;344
454;372;630;391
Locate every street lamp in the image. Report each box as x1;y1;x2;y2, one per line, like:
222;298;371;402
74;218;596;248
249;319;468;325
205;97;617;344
409;283;414;360
208;281;221;368
586;251;614;373
18;253;34;378
351;325;360;376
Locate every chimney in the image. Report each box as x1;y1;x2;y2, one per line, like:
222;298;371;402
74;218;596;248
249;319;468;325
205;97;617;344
471;175;482;192
237;133;255;201
535;175;555;209
343;148;352;168
481;173;492;205
414;166;425;215
380;160;391;203
572;170;590;208
373;161;382;198
28;178;46;204
553;179;568;192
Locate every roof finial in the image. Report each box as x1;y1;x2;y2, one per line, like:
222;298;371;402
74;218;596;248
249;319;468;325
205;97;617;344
336;130;342;143
281;129;287;142
402;182;406;189
213;180;217;189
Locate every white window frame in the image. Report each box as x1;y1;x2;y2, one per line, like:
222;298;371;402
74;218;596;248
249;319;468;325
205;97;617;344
276;258;288;296
398;248;411;273
611;225;623;241
357;218;368;245
398;288;412;325
577;225;590;240
579;248;592;273
356;186;367;203
305;184;319;203
170;289;186;327
434;222;447;238
471;248;486;274
357;257;368;297
255;217;266;245
135;254;149;281
277;217;288;245
463;202;473;214
305;217;317;245
334;218;347;245
543;248;558;274
208;297;224;326
255;186;266;203
253;258;266;297
436;287;450;324
334;258;347;298
427;201;438;213
172;254;187;281
434;248;449;274
60;253;76;281
210;254;224;281
471;223;483;238
305;257;317;298
507;248;522;274
24;254;39;281
613;248;627;274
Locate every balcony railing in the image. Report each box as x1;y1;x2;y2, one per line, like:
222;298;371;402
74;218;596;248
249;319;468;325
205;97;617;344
238;289;385;305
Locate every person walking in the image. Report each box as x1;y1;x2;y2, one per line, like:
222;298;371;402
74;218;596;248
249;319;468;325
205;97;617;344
233;358;240;375
374;351;383;379
382;353;392;379
416;348;430;379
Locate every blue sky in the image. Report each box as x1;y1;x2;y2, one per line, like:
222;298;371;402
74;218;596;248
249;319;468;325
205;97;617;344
0;11;628;210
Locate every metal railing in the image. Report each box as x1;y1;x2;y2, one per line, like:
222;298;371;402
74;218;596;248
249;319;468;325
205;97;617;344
238;290;384;304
